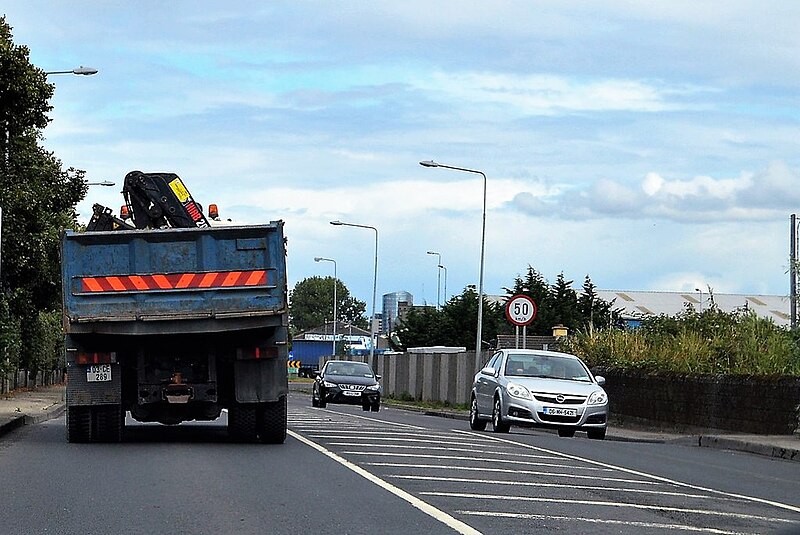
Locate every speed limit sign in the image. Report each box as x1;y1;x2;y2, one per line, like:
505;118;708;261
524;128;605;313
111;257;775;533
505;294;537;326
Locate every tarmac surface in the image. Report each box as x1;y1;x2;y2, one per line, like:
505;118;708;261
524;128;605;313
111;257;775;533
1;383;799;462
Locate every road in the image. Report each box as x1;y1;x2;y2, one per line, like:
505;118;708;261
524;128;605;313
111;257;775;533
0;391;799;534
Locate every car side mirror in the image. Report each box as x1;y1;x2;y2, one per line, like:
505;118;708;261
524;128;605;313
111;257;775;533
480;366;495;376
376;374;382;380
311;371;320;379
595;375;606;386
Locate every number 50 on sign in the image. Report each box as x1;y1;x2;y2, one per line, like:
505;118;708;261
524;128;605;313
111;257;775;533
505;294;537;326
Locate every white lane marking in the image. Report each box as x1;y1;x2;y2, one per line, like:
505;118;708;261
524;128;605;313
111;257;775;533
366;462;658;484
304;409;426;430
455;430;800;514
456;511;756;535
325;443;558;457
301;429;498;440
393;475;734;501
424;492;794;524
342;451;614;471
305;436;499;447
287;430;481;535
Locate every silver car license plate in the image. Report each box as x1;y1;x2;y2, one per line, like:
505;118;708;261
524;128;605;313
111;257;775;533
543;406;576;417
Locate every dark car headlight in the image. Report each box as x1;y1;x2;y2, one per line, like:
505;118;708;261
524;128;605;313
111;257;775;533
366;384;381;391
588;390;607;405
322;381;338;388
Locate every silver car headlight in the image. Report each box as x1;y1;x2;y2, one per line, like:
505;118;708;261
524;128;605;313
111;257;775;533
366;384;381;391
588;391;607;405
506;382;532;400
323;381;337;388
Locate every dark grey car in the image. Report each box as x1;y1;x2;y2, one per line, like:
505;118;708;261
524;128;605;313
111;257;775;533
312;360;382;412
470;349;608;439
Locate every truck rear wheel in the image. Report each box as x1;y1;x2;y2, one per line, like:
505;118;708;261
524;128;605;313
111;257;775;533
228;404;258;442
258;396;287;444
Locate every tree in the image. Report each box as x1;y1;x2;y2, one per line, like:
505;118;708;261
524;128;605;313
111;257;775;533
395;285;505;350
289;276;367;334
0;17;86;374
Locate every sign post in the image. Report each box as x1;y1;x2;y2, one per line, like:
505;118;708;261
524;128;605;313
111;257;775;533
505;295;537;348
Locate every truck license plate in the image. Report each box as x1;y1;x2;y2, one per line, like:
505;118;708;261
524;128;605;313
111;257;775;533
87;364;111;382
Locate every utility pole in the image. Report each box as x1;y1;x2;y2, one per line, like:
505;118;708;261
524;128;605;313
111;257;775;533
791;214;797;329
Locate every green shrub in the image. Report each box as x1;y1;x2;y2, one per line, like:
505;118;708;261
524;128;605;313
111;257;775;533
563;307;800;376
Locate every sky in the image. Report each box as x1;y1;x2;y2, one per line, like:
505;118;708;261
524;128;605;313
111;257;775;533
3;1;800;311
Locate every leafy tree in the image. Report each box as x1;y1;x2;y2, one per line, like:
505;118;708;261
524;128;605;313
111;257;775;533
503;266;556;335
578;274;615;331
0;17;86;374
289;276;367;334
395;285;505;350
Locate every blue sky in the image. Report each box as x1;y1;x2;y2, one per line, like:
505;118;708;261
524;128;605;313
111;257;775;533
4;2;800;309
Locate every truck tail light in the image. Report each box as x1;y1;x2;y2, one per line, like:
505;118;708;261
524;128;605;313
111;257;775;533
76;352;116;365
238;346;279;360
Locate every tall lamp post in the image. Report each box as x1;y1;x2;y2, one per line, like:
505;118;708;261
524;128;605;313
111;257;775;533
314;256;338;356
438;264;448;306
86;180;115;186
420;160;487;355
330;220;378;362
426;250;441;309
695;287;703;312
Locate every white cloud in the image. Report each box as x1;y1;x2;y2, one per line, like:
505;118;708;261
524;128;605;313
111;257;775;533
512;162;800;223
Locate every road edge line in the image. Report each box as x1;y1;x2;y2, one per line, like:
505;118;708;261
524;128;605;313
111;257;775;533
287;429;482;535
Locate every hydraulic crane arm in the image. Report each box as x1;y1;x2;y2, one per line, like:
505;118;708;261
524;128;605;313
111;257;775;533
122;170;210;229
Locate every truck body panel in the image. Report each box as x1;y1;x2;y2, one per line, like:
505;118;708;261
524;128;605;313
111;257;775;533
61;222;289;443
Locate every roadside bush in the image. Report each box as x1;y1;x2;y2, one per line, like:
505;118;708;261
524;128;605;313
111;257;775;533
563;307;800;376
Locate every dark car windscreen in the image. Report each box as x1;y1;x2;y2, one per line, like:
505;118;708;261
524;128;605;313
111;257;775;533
325;362;374;377
505;354;591;382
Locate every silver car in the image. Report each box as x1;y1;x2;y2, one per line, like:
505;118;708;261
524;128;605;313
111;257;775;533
470;349;608;439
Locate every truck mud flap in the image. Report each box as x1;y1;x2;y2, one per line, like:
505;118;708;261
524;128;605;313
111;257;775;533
234;359;287;403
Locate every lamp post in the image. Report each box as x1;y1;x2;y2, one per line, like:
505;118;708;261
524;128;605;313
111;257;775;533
438;264;448;306
330;220;378;362
314;256;337;356
44;66;98;77
86;180;115;186
426;250;441;309
420;160;487;356
695;287;703;312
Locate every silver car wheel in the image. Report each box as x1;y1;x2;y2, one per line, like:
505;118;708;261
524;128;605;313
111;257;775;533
492;396;510;433
469;396;487;431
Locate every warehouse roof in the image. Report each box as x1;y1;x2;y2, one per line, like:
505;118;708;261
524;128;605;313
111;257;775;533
595;290;791;327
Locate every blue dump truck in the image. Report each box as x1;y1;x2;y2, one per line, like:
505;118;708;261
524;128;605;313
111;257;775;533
61;172;289;443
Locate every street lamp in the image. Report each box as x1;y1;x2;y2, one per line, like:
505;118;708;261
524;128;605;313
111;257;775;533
314;256;337;356
695;287;703;312
86;180;115;186
330;220;378;362
44;66;98;77
420;160;488;355
438;264;448;307
426;250;441;309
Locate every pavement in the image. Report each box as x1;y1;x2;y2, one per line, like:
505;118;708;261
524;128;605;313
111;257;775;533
2;383;799;463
